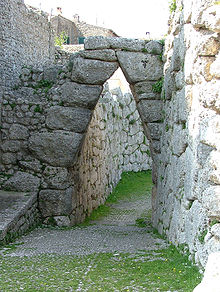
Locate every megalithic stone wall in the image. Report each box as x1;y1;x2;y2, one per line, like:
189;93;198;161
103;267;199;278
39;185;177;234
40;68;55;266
0;0;54;89
0;37;163;228
153;0;220;268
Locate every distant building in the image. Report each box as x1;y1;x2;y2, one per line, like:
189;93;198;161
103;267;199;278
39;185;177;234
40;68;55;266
51;10;119;45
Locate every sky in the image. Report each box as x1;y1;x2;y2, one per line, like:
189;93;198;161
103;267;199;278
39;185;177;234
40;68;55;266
24;0;169;39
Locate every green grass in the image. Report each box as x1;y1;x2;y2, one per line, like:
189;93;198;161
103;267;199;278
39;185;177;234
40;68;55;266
83;171;152;222
0;171;202;291
107;171;152;203
0;247;201;291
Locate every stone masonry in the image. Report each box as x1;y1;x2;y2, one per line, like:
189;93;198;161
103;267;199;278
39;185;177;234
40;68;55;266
153;0;220;268
1;0;219;271
0;36;163;228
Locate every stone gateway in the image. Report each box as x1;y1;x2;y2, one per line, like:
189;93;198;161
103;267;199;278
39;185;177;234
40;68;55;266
0;0;219;274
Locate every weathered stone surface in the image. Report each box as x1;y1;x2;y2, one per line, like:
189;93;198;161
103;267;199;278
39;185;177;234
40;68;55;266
202;186;220;217
3;171;40;192
172;125;187;156
193;252;220;292
146;123;162;140
116;51;163;84
145;41;163;55
39;187;74;217
1;141;21;152
210;224;220;240
59;81;102;109
210;53;220;78
9;124;29;140
107;37;145;51
2;153;17;165
84;36;110;50
53;216;71;227
43;66;61;83
131;81;161;101
42;166;71;190
19;159;42;173
137;100;163;123
84;36;145;51
79;49;117;61
46;106;92;133
194;4;220;32
28;131;84;167
70;56;118;85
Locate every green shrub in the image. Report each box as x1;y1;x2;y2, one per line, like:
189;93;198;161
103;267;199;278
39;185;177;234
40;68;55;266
54;31;68;48
169;0;177;13
152;78;164;93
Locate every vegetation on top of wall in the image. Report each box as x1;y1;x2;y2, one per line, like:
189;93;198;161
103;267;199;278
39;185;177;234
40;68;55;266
54;31;68;48
169;0;177;13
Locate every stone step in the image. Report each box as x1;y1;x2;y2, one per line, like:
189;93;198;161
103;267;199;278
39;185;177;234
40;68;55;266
0;190;40;244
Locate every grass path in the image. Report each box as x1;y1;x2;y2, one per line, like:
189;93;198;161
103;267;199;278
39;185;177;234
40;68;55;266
0;171;201;291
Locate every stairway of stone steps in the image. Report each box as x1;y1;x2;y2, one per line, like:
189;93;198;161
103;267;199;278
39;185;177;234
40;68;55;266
0;190;39;244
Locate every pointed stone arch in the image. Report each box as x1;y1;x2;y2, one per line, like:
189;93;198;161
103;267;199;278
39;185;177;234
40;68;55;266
34;36;164;224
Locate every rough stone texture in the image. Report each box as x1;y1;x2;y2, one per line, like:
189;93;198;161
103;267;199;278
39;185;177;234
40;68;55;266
70;56;119;85
46;106;92;133
0;190;40;244
137;100;163;123
117;51;163;84
0;0;54;89
39;187;74;217
3;171;40;192
58;82;102;109
84;36;145;51
28;131;84;167
79;49;117;61
193;252;220;292
0;43;160;227
153;0;220;269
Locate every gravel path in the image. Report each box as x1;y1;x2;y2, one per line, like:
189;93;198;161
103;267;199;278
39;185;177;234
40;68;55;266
3;194;168;257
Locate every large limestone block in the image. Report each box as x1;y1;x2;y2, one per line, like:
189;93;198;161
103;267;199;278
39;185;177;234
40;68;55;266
79;49;117;61
9;124;29;140
192;3;220;32
146;123;162;140
42;166;71;190
172;125;188;156
193;252;220;292
200;115;220;149
1;141;21;152
3;171;40;192
84;36;110;49
84;36;145;51
116;51;163;84
39;187;74;217
70;56;118;85
46;106;92;133
144;41;163;55
28;131;83;167
137;100;163;123
59;81;102;110
131;81;161;101
202;186;220;217
210;53;220;78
